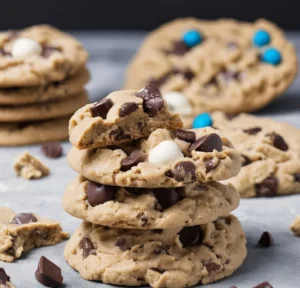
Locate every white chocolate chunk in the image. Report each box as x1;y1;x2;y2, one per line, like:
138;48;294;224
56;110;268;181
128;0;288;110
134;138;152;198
163;92;192;116
11;37;42;58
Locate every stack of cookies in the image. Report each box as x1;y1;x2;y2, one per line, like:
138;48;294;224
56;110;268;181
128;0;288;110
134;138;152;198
0;25;89;146
63;85;247;287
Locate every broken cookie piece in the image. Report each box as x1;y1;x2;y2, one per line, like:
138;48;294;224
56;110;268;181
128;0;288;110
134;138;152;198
290;216;300;237
0;267;15;288
14;151;49;179
0;207;68;262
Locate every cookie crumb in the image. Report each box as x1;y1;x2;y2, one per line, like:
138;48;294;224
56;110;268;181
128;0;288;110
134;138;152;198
290;216;300;237
14;151;49;180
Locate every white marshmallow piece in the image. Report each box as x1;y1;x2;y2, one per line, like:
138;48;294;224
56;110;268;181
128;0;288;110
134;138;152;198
11;38;42;58
163;92;192;116
148;140;184;165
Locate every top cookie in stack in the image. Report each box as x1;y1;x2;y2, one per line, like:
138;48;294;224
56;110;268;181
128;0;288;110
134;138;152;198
0;25;89;146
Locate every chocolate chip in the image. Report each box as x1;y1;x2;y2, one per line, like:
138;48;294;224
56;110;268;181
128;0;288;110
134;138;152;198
0;268;10;285
204;158;219;172
121;150;146;171
137;212;148;226
119;102;139;117
143;97;164;117
35;256;63;288
42;46;61;58
125;187;145;195
267;133;288;151
115;237;129;251
86;180;117;206
90;98;114;119
241;155;252;166
255;176;278;197
225;113;239;120
243;127;262;135
109;128;131;141
79;237;96;258
10;213;38;224
178;226;203;247
252;281;273;288
135;84;162;101
182;70;195;81
189;134;222;153
151;268;166;273
41;142;63;158
153;188;180;209
204;261;221;273
168;40;190;55
258;231;274;247
172;162;196;183
174;129;196;143
294;173;300;182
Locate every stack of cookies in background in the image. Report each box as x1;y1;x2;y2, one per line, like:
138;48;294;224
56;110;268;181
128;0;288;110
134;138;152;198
0;25;89;146
62;84;247;288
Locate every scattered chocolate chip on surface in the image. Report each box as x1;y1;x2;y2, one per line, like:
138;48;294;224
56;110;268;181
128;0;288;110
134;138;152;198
90;98;114;119
0;268;10;285
258;231;274;247
10;213;38;224
252;281;273;288
86;181;117;206
41;142;63;158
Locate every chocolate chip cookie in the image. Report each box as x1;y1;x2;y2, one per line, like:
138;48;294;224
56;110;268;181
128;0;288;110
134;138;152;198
0;207;68;262
0;268;15;288
0;25;88;87
69;84;183;149
67;127;241;187
212;112;300;197
125;18;297;120
64;215;246;288
62;176;239;229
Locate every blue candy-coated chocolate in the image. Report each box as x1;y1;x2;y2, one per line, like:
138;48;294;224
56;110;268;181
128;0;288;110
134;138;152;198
183;30;202;47
253;30;271;47
261;48;282;65
192;113;213;128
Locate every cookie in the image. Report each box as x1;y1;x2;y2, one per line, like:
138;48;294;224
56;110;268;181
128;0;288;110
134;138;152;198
0;25;88;87
69;85;183;149
62;176;239;229
290;216;300;237
212;112;300;197
0;207;68;262
67;127;241;187
0;117;69;146
0;90;88;122
0;268;15;288
0;68;89;105
64;215;246;288
125;18;297;121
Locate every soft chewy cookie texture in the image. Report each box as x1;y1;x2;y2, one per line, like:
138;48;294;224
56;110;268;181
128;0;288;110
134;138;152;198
212;112;300;198
69;84;183;149
0;25;88;87
62;176;239;229
125;18;297;122
67;127;241;187
0;207;68;263
64;215;246;288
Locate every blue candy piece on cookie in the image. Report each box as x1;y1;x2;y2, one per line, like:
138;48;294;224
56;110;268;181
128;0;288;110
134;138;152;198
253;30;271;47
192;113;213;128
183;30;202;47
261;48;282;65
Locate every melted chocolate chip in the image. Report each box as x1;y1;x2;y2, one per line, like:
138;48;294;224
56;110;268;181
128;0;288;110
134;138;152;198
125;187;145;195
0;268;10;285
178;226;203;247
204;261;221;273
115;237;129;251
258;231;274;247
90;98;114;119
86;181;117;206
10;213;38;224
267;133;288;151
252;281;273;288
41;142;63;158
153;188;180;209
172;162;196;183
79;237;96;258
189;134;222;153
174;129;196;143
137;212;148;226
204;158;219;172
35;256;63;287
243;127;262;135
109;128;131;141
241;155;252;166
119;102;139;117
167;40;190;55
42;46;61;58
294;173;300;182
121;150;145;171
255;176;278;197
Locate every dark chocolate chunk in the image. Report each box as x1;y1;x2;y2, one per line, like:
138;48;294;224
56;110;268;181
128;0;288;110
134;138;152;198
267;133;288;151
294;173;300;182
0;268;10;285
121;150;146;171
143;97;164;117
115;237;129;251
41;142;63;158
252;281;273;288
243;127;262;135
10;213;38;224
168;40;190;55
35;256;63;287
109;128;131;141
90;98;114;119
137;212;148;226
79;237;96;258
174;129;196;143
172;162;196;183
135;84;162;101
119;102;139;117
178;225;203;247
189;133;222;153
258;231;274;247
42;46;61;58
204;261;221;273
255;176;278;197
204;158;219;172
241;155;252;166
153;188;180;209
86;180;117;206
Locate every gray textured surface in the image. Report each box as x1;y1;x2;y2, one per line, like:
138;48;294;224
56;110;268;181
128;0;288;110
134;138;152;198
1;31;300;288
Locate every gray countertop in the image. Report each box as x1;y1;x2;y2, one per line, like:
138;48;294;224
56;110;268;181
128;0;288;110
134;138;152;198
1;31;300;288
